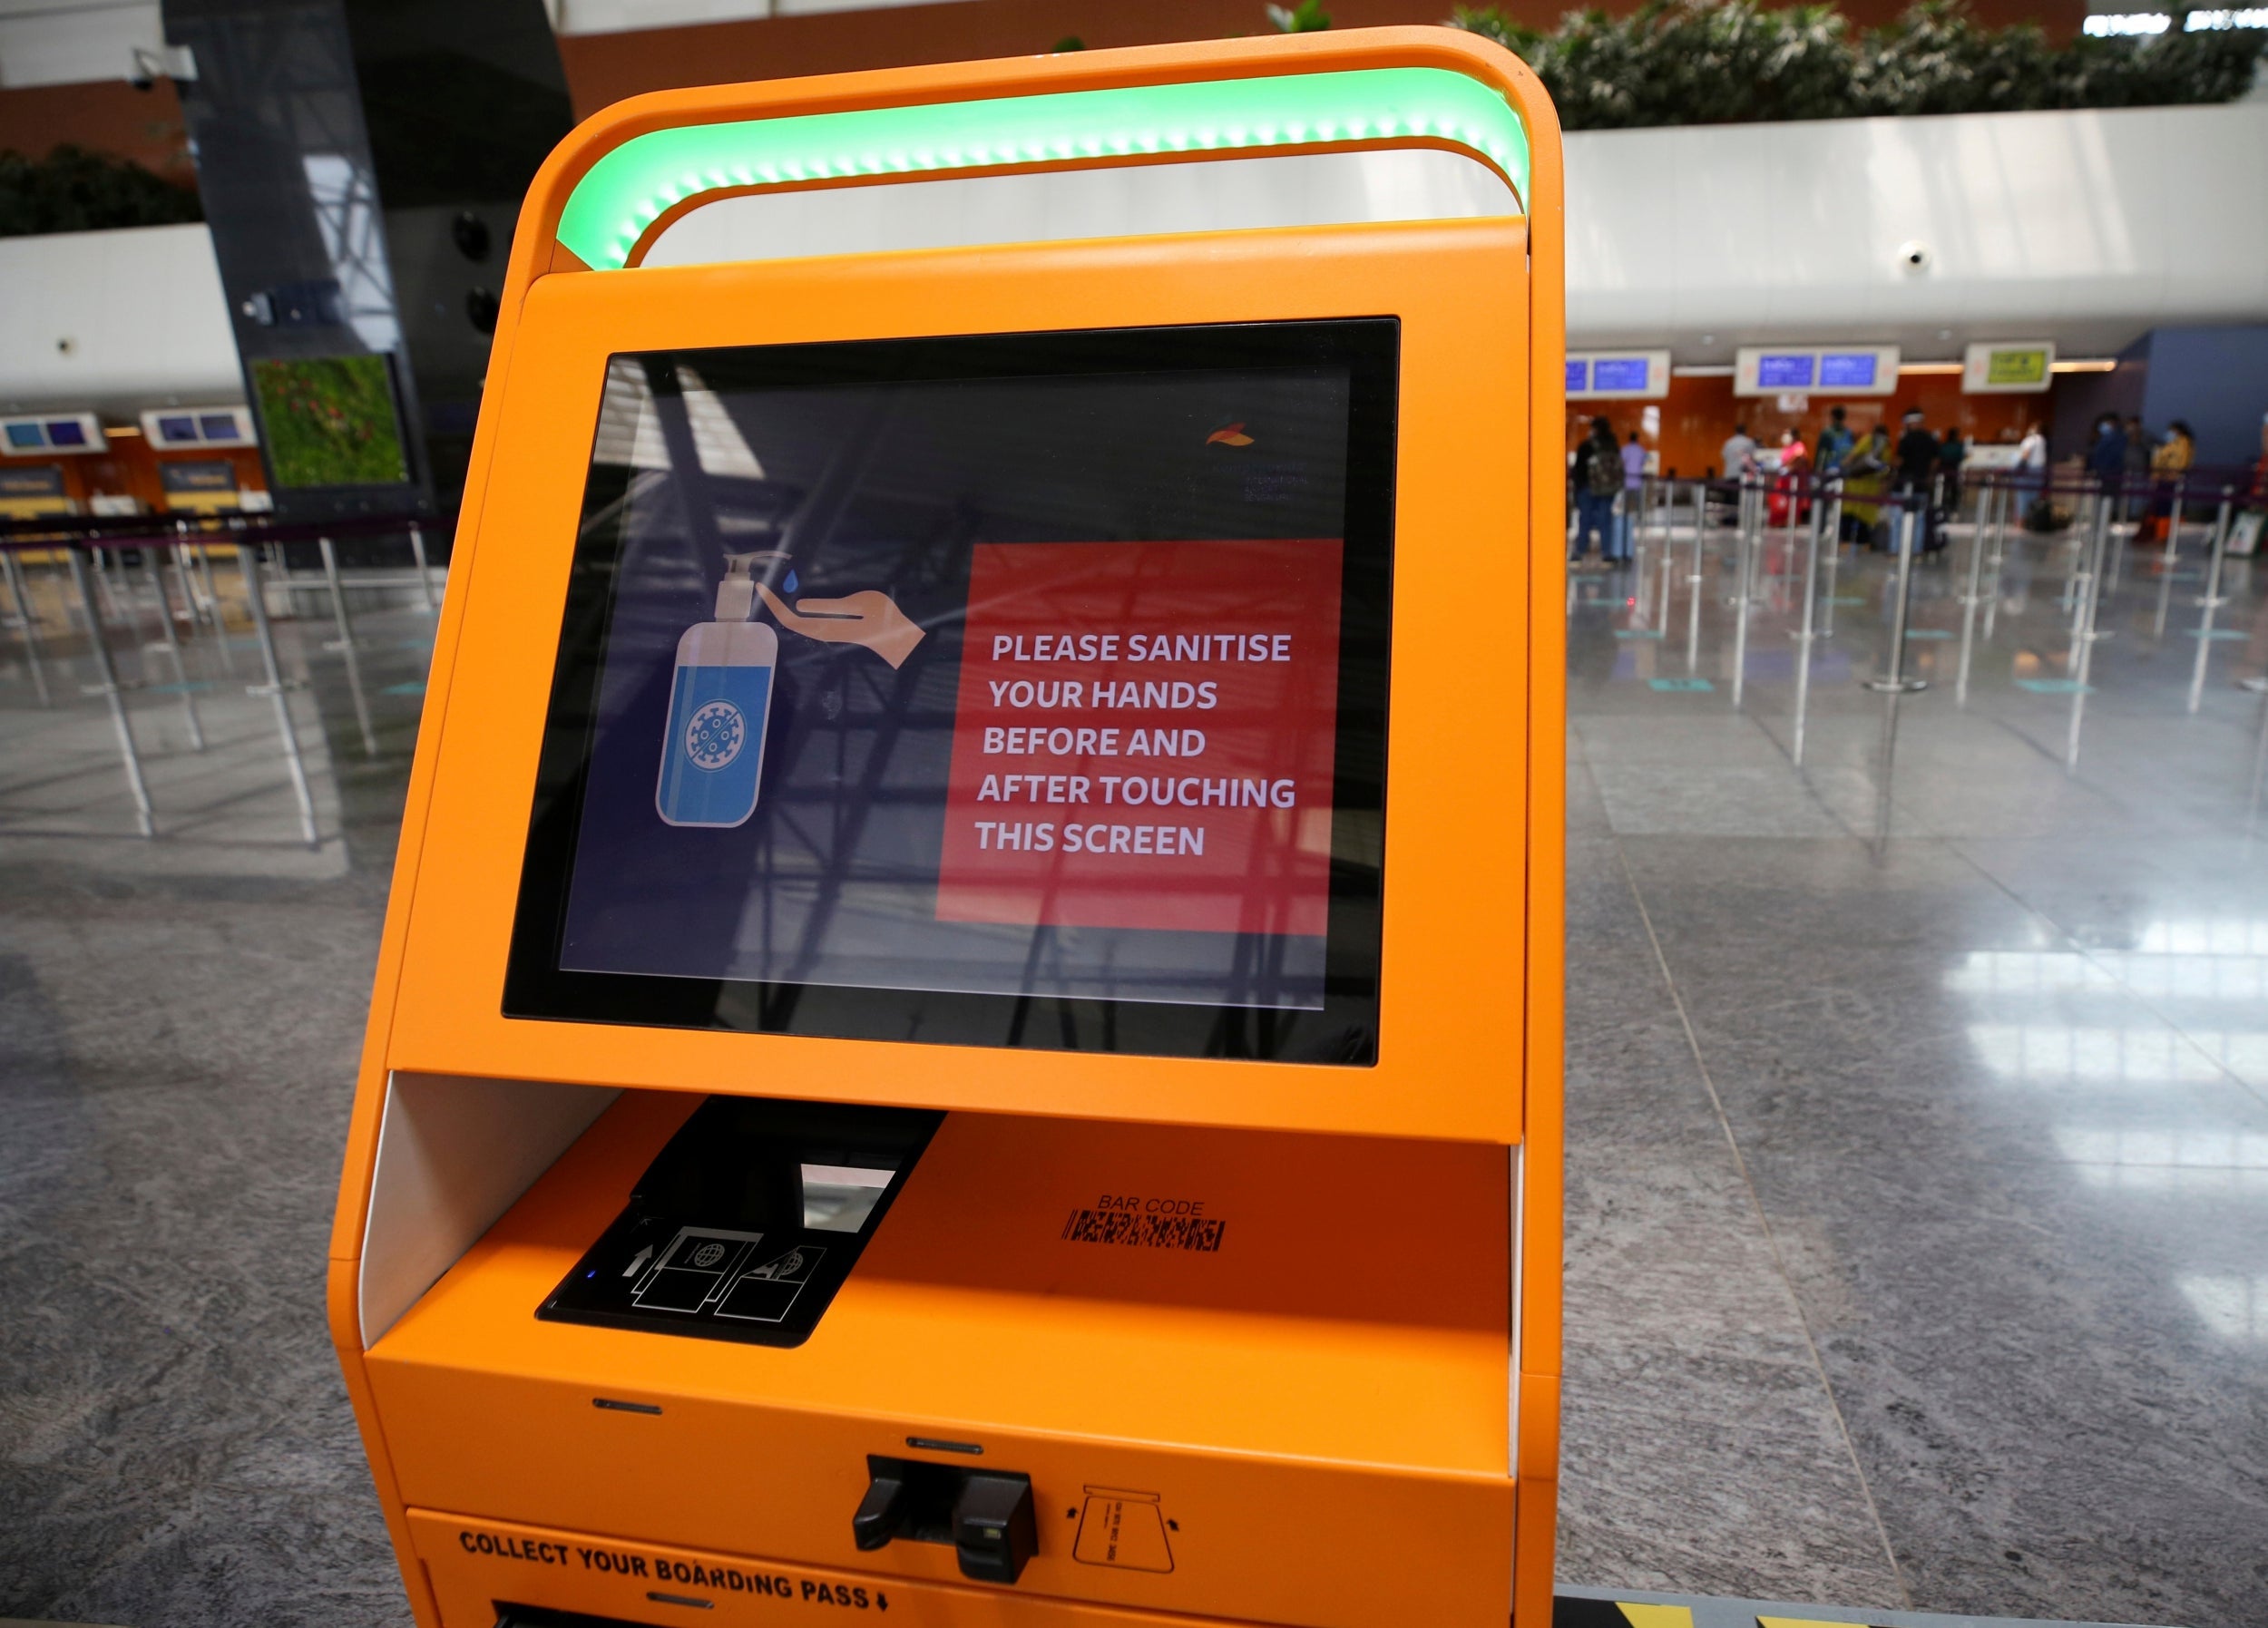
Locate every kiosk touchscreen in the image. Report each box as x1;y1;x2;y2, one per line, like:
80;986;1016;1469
330;29;1565;1628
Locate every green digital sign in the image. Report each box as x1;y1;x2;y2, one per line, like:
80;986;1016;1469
1985;347;2049;387
252;356;410;489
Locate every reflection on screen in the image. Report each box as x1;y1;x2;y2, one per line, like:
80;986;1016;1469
516;327;1393;1058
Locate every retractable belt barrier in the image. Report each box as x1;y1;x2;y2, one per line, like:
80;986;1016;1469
0;516;445;843
1569;461;2264;775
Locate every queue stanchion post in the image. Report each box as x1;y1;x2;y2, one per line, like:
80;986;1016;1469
1655;487;1674;632
317;533;380;759
1866;502;1928;694
408;520;438;614
2186;488;2237;716
1730;481;1755;709
1820;477;1845;639
2066;498;2116;769
238;536;321;847
1735;474;1760;602
168;521;222;658
168;522;202;635
88;542;125;628
65;544;155;837
1686;482;1705;673
2080;495;2116;650
1956;483;1989;707
2096;485;2114;599
1984;477;2014;643
1791;479;1824;764
2;546;54;707
2152;478;2186;641
189;542;234;673
2244;676;2268;837
141;544;206;752
2062;491;2087;614
2070;495;2107;643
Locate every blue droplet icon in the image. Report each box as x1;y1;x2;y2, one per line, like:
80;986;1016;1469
784;568;799;594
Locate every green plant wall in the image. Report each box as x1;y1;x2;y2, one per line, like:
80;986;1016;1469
1451;0;2266;128
0;145;201;238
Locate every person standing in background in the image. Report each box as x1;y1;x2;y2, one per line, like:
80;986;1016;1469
1843;423;1892;547
1570;415;1622;568
2144;419;2196;541
2122;414;2152;522
2086;414;2127;498
1816;405;1855;476
1938;424;1967;521
2013;420;2048;526
1618;428;1647;559
1721;423;1759;480
1894;407;1941;552
1771;425;1810;527
2015;421;2047;482
1719;422;1760;535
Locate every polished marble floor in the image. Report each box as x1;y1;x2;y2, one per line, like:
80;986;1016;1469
2;520;2265;1625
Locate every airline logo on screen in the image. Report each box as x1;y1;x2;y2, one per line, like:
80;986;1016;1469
937;540;1343;938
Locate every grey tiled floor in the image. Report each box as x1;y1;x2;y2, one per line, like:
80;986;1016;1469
1559;517;2268;1627
3;523;2266;1625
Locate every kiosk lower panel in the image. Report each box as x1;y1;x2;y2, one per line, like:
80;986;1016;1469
367;1090;1518;1628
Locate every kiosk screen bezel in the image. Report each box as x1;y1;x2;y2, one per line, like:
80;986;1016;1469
503;318;1397;1065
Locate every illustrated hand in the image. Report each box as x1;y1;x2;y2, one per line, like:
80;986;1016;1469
755;583;925;670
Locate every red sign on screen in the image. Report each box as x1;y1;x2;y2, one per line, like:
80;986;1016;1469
935;539;1343;937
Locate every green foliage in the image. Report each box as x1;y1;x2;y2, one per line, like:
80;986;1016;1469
2054;25;2265;107
253;356;409;490
1267;1;1334;32
1853;2;2059;113
0;144;201;238
1450;0;2268;129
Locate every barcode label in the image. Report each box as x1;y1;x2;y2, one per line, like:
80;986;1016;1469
1061;1209;1227;1252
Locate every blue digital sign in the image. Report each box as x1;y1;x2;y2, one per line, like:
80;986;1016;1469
1591;356;1650;393
1566;359;1589;392
1755;354;1815;389
1819;352;1878;388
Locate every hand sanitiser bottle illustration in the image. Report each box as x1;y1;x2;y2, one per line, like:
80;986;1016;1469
656;555;778;828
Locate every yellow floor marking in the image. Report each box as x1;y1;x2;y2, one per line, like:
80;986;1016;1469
1617;1607;1696;1628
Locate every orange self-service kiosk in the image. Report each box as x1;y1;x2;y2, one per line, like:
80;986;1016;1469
329;26;1565;1628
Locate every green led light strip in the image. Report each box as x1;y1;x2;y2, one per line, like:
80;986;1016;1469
557;65;1529;272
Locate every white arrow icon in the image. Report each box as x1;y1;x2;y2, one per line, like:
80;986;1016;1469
621;1245;653;1279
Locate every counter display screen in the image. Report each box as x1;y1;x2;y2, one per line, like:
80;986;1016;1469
1818;352;1878;388
505;322;1395;1065
1589;356;1649;393
1755;354;1815;389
